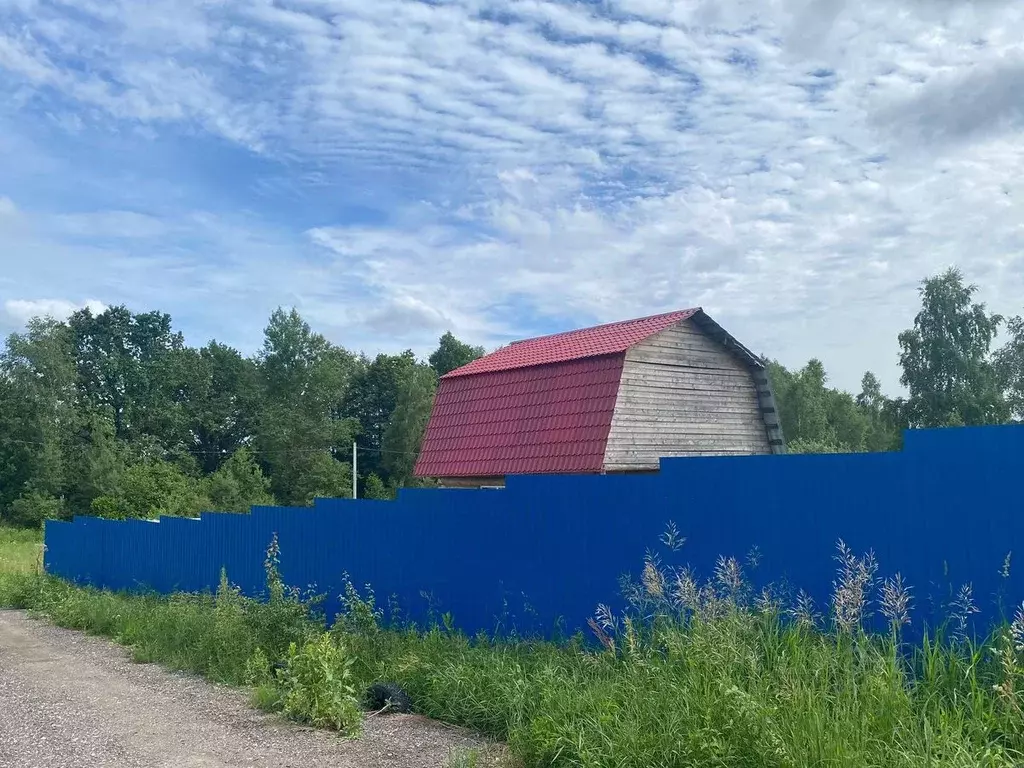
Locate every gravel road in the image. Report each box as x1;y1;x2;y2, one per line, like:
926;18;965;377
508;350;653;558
0;610;492;768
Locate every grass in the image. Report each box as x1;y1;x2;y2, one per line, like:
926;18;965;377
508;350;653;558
0;526;42;575
1;528;1023;767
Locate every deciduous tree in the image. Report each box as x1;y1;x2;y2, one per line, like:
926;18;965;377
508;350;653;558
898;268;1006;427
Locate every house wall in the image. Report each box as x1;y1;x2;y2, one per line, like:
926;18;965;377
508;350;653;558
602;319;770;471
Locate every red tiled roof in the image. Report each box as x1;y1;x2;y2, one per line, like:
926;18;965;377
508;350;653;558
414;355;625;478
444;308;700;378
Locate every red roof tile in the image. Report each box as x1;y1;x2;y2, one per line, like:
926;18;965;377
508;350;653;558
415;355;625;478
444;308;700;377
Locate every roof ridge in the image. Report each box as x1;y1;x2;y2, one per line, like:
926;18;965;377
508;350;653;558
444;308;702;378
505;308;700;346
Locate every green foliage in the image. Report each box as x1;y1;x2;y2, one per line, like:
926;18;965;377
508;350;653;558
429;331;485;377
898;268;1007;428
5;491;66;528
768;359;902;453
256;308;360;505
5;529;1024;765
90;458;209;519
4;268;1024;524
277;634;362;734
0;526;42;576
362;472;391;500
995;315;1024;422
344;350;420;479
381;363;438;487
68;305;184;440
204;448;275;512
157;342;262;473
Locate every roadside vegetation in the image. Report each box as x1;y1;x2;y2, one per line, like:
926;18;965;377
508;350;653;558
2;528;1022;767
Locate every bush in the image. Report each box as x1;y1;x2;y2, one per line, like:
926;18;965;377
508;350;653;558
5;491;65;528
204;449;275;513
276;634;362;734
90;459;209;520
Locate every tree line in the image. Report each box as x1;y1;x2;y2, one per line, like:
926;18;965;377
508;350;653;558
768;268;1023;454
0;306;482;526
1;267;1022;527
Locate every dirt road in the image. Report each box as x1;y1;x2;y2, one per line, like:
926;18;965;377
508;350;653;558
0;610;485;768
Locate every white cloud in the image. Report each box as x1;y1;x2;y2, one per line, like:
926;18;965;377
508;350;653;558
1;0;1023;391
3;298;108;324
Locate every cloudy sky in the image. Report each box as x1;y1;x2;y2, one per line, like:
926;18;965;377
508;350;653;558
1;0;1022;392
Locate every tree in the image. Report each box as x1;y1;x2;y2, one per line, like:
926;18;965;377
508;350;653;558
0;319;78;515
769;359;865;451
63;412;127;515
256;308;358;505
380;364;438;486
898;268;1006;428
68;306;184;441
288;451;353;505
158;342;261;473
856;372;903;451
203;448;275;513
429;332;484;377
5;491;66;528
362;473;391;500
90;458;208;520
995;315;1024;422
343;351;419;481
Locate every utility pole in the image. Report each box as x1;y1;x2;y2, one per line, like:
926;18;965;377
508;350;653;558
352;441;358;499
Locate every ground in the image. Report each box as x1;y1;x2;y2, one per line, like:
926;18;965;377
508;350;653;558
0;610;491;768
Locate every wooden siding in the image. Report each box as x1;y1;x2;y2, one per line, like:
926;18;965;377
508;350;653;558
602;320;770;471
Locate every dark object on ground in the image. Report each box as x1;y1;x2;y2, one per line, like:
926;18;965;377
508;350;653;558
365;682;412;714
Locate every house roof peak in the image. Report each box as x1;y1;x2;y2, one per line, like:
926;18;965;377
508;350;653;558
444;308;701;378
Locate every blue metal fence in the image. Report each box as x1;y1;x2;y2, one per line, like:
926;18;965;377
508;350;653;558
44;425;1024;638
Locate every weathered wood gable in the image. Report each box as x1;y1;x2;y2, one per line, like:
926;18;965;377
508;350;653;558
602;319;771;471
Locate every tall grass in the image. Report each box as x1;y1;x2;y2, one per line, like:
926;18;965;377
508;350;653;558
1;528;1022;766
0;526;42;574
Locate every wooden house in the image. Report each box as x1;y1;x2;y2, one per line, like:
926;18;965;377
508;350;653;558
414;308;785;487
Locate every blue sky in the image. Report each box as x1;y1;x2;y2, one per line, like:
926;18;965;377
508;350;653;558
1;0;1022;392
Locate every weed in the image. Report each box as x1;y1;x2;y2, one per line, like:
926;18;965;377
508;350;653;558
4;529;1024;766
277;634;362;734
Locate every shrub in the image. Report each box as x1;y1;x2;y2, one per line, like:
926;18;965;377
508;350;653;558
6;491;65;528
277;634;362;734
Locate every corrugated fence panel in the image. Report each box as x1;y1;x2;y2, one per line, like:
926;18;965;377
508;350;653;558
41;424;1024;638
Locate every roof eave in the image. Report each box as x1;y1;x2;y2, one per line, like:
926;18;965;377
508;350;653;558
688;309;765;371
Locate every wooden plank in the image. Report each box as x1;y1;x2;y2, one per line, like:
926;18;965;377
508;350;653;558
613;392;760;407
618;368;757;387
602;415;765;428
618;373;758;391
613;390;761;408
606;441;769;456
625;351;745;372
620;363;756;383
633;336;749;362
612;419;763;431
608;435;767;446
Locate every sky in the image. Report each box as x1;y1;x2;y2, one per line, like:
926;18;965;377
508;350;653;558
1;0;1022;393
